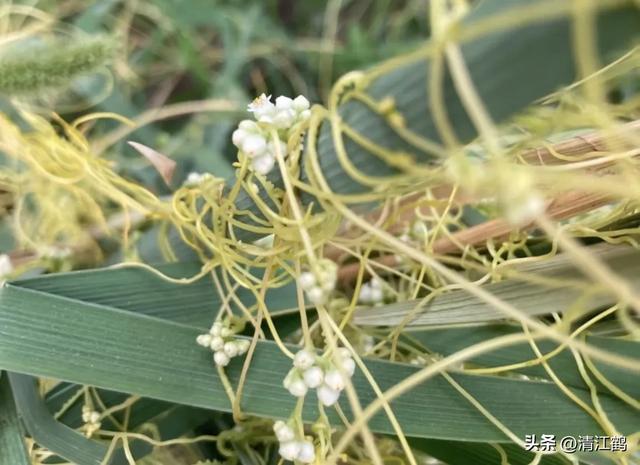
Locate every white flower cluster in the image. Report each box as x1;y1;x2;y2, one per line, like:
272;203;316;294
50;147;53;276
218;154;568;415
196;321;250;367
284;348;355;407
298;259;338;305
231;94;310;175
0;254;12;280
183;171;215;187
358;277;385;305
81;405;101;437
273;420;315;463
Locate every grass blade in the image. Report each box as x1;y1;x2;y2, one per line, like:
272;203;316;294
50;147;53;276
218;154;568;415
0;372;29;465
354;244;640;326
1;276;638;442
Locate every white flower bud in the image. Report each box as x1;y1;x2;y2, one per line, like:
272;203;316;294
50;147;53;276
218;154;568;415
336;347;351;359
220;327;233;338
210;322;223;336
268;139;287;158
292;95;310;112
275;95;294;110
294;349;316;370
370;287;383;303
287;378;308;397
210;336;224;351
0;254;13;278
341;357;356;377
298;272;316;290
306;286;325;305
505;194;545;226
317;384;341;406
324;369;345;391
231;128;247;148
302;366;324;388
214;351;230;367
273;108;296;129
223;341;239;357
89;412;100;424
278;441;301;461
196;334;212;347
251;154;275;175
239;119;259;132
298;109;311;120
236;339;251;355
273;421;295;442
358;285;372;304
297;441;316;463
241;133;267;157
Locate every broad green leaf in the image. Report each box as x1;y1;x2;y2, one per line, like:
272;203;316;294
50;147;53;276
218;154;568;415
0;372;29;465
1;277;639;442
354;244;640;326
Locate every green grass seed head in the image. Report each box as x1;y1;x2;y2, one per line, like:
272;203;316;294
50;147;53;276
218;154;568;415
0;36;118;96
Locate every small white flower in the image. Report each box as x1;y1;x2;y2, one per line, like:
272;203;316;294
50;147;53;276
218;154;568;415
274;421;296;442
303;366;324;388
297;440;316;463
336;347;351;359
287;378;308;397
341;357;356;377
184;172;209;187
0;254;12;278
359;278;384;304
220;327;234;338
236;339;251;355
306;286;325;305
299;109;311;120
294;349;316;370
268;138;287;158
298;272;316;290
214;351;230;367
324;369;345;391
317;384;341;406
241;133;268;157
275;95;294;110
210;336;224;351
292;95;310;112
370;286;383;303
248;94;277;123
505;193;545;226
278;441;302;461
196;334;212;347
273;108;296;129
210;322;223;337
239;119;260;132
251;153;275;175
89;412;100;424
223;341;239;358
358;285;372;304
232;129;246;147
